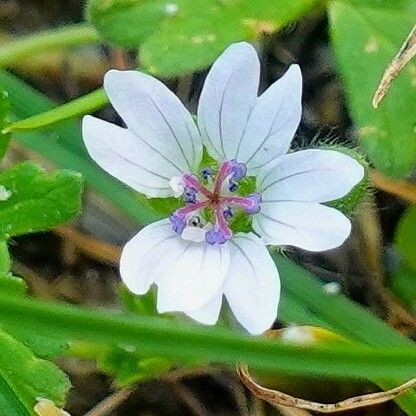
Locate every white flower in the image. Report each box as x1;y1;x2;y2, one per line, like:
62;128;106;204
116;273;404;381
82;42;364;335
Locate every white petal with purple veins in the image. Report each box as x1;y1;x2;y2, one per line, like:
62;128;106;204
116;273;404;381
83;116;177;197
224;233;280;335
198;42;260;160
253;201;351;251
104;70;202;172
120;219;176;295
236;65;302;173
258;149;364;203
156;239;230;313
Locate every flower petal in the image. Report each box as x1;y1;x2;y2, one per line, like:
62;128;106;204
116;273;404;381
104;70;202;173
258;149;365;203
185;293;223;325
198;42;260;160
156;240;230;313
253;201;351;251
224;233;280;335
236;65;302;173
120;219;176;295
83;116;179;197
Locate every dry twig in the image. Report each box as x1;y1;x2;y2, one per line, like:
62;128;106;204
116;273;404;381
237;364;416;413
373;24;416;108
370;170;416;204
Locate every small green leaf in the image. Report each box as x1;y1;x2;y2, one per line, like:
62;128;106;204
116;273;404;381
99;346;171;387
0;162;83;238
137;194;181;218
329;0;416;178
0;330;70;415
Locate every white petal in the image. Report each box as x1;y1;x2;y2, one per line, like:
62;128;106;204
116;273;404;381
120;219;176;295
258;149;364;203
253;201;351;251
104;70;202;172
185;293;223;325
224;233;280;335
197;42;260;160
83;116;176;197
156;240;230;313
236;65;302;173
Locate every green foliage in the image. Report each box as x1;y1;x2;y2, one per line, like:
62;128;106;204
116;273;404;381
88;0;319;76
395;206;416;272
0;162;83;238
99;347;171;386
0;88;11;159
329;0;416;178
0;331;70;416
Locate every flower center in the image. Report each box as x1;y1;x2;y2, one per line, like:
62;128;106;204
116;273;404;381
169;160;261;245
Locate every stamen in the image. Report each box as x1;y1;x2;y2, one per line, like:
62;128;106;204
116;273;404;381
229;159;247;181
170;200;210;235
228;180;238;192
184;186;197;204
182;174;212;199
170;212;186;234
223;206;233;220
213;160;232;194
222;193;262;214
200;167;214;180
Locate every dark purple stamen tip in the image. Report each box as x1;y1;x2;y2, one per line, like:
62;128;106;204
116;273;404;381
170;212;186;234
228;181;238;192
201;167;214;180
223;206;233;220
184;186;197;204
205;229;228;245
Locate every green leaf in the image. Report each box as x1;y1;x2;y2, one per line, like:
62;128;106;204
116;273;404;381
143;0;319;76
395;206;416;272
2;295;416;380
390;264;416;315
329;0;416;178
0;330;70;415
87;0;169;47
0;88;11;159
0;162;83;238
88;0;319;76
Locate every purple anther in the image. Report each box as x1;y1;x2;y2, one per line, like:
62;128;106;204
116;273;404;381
228;180;238;192
170;212;186;234
184;187;197;204
200;167;214;180
244;193;262;214
229;160;247;181
223;206;233;220
205;229;228;245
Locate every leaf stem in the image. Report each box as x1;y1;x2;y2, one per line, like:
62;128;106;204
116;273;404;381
4;88;108;133
0;295;416;379
0;24;100;68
